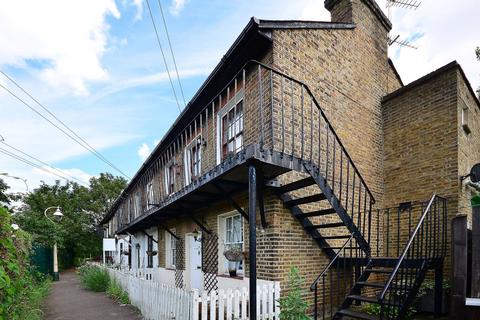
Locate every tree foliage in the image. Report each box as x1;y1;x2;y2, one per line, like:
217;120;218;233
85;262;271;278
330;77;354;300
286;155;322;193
278;267;311;320
12;173;127;266
0;178;10;206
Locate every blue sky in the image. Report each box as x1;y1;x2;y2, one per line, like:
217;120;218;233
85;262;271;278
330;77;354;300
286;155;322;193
0;0;479;192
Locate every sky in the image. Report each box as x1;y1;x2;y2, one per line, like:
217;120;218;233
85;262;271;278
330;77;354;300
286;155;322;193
0;0;479;193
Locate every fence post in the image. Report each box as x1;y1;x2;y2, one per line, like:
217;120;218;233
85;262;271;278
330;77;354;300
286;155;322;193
451;214;467;320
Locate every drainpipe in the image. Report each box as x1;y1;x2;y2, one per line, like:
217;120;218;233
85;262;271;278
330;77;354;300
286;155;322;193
248;164;257;319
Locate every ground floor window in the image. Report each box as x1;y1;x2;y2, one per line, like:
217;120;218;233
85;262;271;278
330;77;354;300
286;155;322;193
218;212;244;275
165;229;177;269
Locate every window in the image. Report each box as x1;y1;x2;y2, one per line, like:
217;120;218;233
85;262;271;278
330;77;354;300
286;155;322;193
185;136;203;184
461;100;471;134
134;192;141;218
146;180;154;210
219;213;244;274
147;236;153;268
165;229;177;269
221;101;244;159
165;163;175;195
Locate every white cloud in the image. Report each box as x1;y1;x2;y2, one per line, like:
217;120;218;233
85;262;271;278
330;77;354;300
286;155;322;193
170;0;186;16
138;143;151;160
31;166;92;186
0;0;121;95
131;0;144;21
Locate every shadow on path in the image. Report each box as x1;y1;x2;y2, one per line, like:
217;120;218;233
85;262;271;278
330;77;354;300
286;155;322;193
43;269;142;320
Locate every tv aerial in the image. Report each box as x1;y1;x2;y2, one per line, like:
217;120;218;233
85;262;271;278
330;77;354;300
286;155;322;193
386;0;422;50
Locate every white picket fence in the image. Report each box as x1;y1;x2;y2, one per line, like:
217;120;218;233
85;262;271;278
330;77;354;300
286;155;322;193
192;283;280;320
105;267;280;320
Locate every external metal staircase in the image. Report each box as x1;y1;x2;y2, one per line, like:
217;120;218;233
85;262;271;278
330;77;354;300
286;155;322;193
258;62;448;320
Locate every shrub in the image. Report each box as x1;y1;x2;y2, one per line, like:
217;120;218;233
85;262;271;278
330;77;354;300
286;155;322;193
77;265;109;292
106;280;129;305
278;266;311;320
0;207;51;319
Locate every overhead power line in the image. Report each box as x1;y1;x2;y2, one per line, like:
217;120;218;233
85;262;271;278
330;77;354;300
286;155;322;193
0;147;89;187
0;137;89;186
156;0;186;107
0;74;130;179
145;0;182;112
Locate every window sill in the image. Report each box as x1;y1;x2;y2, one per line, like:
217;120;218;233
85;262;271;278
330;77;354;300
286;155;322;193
217;274;244;280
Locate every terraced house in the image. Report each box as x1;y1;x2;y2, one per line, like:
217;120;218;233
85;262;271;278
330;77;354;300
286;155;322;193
101;0;480;318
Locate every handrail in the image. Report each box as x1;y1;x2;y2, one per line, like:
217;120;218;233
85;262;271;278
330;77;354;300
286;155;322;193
378;194;437;301
246;60;376;204
310;233;355;290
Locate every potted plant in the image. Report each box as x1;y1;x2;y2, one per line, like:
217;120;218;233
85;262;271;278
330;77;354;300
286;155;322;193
223;246;244;277
146;250;157;256
121;250;130;255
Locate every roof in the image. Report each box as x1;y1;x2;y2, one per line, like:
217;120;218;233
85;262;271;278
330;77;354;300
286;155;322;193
100;18;358;225
383;61;480;110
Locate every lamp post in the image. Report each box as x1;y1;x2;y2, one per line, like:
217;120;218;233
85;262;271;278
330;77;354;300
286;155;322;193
0;172;29;192
44;206;63;281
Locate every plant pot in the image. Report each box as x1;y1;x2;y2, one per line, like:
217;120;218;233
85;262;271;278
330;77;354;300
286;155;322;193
228;261;238;277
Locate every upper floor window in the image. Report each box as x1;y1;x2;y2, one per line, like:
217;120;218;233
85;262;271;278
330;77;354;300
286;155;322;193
134;192;141;218
218;100;244;163
184;136;203;184
146;180;154;210
165;163;175;195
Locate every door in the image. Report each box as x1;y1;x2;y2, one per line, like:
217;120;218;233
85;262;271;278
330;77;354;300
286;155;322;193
188;235;202;290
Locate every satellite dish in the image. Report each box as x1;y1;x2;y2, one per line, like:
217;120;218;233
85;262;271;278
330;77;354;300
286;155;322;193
471;163;480;183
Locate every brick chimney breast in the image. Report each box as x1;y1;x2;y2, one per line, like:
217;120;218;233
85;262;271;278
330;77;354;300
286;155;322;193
325;0;392;32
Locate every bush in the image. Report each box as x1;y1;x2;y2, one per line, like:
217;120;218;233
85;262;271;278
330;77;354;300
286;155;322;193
278;266;311;320
107;280;129;305
77;265;109;292
0;207;51;319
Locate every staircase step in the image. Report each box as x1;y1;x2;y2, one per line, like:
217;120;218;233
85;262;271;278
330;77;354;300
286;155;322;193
277;177;315;193
306;222;345;229
348;295;380;304
357;281;411;290
322;246;361;250
321;235;352;240
365;268;394;274
295;208;337;219
284;194;327;207
336;309;378;320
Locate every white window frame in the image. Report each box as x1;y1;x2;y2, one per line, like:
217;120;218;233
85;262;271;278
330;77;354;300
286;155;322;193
216;90;244;165
134;192;141;218
165;229;177;269
164;162;175;195
217;211;244;275
184;134;203;185
146;180;154;210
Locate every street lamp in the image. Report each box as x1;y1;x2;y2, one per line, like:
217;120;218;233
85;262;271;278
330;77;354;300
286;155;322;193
44;206;63;281
0;172;29;192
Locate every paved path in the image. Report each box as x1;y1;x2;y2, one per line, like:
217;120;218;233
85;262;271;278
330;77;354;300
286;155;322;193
43;269;142;320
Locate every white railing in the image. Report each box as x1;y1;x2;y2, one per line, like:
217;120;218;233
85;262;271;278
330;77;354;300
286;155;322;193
105;267;281;320
192;283;281;320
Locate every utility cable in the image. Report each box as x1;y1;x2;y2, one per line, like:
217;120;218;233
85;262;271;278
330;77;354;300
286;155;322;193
0;78;130;179
145;0;182;112
156;0;186;107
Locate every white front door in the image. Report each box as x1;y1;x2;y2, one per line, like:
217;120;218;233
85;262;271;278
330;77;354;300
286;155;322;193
188;235;202;290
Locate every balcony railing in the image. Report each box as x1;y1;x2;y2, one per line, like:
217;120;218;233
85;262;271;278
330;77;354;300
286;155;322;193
112;61;375;235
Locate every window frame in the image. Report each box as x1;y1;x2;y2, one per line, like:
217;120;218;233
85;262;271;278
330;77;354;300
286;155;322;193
165;229;177;269
216;89;244;165
145;179;155;210
184;134;203;185
164;162;176;195
217;211;244;275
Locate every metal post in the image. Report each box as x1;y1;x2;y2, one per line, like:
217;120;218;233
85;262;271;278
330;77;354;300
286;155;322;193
248;164;257;319
472;204;480;297
53;242;59;281
450;215;467;320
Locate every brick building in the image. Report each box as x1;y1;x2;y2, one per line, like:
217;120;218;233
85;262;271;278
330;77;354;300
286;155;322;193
101;0;480;318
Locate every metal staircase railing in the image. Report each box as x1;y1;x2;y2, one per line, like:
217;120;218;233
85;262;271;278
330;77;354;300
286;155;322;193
378;194;447;319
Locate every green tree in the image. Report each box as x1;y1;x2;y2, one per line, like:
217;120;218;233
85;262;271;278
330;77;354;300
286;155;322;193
13;173;127;266
0;178;10;205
